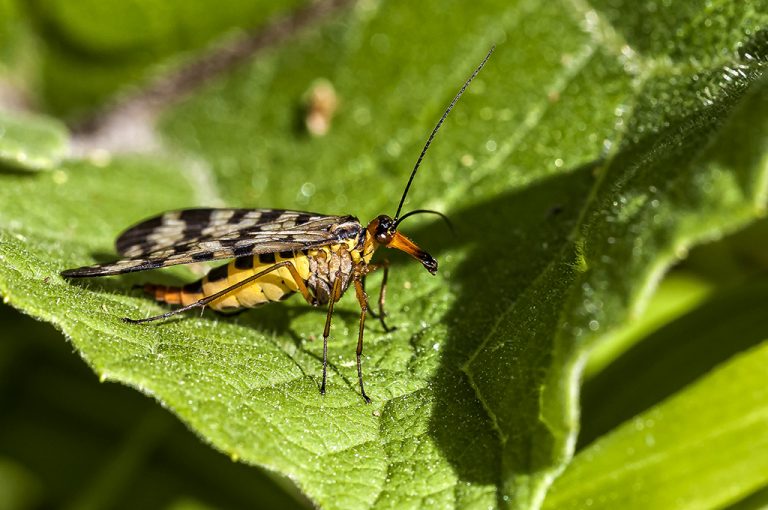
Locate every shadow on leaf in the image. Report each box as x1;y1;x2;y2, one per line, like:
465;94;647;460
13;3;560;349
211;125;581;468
404;161;600;488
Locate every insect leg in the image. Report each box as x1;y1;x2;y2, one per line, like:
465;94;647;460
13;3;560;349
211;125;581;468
375;260;394;333
320;275;343;396
124;261;312;324
360;261;394;332
361;276;374;314
282;262;317;306
353;278;372;403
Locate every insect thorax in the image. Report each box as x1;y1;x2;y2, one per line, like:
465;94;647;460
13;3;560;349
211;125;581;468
306;221;372;305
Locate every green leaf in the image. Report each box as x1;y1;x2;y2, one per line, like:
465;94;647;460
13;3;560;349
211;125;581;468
544;318;768;509
582;271;715;379
1;0;767;508
578;276;768;451
0;111;69;171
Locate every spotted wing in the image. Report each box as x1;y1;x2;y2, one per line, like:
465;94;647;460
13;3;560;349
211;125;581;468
61;208;362;277
114;208;330;257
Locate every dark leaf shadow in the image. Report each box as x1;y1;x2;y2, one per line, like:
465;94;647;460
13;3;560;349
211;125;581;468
403;161;601;487
0;162;44;175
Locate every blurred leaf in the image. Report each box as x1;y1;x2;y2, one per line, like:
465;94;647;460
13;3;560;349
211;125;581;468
165;499;219;510
0;304;308;509
0;1;766;509
0;110;68;170
543;338;768;510
23;0;310;116
582;271;715;379
0;0;23;69
0;458;41;510
579;275;768;448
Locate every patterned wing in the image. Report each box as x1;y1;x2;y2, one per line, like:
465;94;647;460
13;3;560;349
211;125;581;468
115;208;327;257
61;208;363;277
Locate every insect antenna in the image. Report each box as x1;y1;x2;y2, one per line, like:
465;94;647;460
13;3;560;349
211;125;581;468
393;46;495;222
394;209;454;234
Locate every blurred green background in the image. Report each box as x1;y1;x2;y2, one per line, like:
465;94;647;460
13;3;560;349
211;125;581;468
1;0;768;509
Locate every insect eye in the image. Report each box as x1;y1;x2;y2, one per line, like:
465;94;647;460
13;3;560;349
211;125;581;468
375;230;392;244
373;215;395;244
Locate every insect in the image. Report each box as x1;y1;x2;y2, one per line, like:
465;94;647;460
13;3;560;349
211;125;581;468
62;47;493;403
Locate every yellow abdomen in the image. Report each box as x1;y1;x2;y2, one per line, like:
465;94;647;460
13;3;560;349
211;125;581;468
147;251;311;311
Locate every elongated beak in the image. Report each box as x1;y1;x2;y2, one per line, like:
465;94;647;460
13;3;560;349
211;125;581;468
388;231;438;274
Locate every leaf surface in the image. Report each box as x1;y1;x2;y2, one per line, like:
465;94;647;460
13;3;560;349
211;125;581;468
0;111;69;171
0;0;767;508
